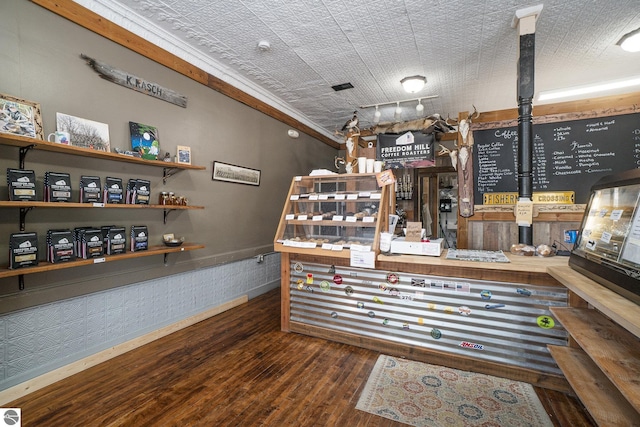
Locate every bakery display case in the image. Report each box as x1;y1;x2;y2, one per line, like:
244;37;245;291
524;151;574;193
274;174;391;258
569;168;640;305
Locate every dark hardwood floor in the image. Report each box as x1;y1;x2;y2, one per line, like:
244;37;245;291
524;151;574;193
9;288;595;426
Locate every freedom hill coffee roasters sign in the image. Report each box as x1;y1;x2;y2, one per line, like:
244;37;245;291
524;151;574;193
81;54;188;108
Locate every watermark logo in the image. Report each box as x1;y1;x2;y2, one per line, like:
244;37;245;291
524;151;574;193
1;408;21;427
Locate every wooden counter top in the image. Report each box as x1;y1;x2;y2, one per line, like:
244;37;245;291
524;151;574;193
378;252;569;273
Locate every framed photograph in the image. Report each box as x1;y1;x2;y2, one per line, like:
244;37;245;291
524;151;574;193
176;145;191;165
57;112;110;151
129;121;159;160
0;93;44;140
212;161;261;186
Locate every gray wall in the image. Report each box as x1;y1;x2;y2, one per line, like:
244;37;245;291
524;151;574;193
0;1;336;311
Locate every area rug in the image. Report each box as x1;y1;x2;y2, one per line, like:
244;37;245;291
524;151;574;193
356;355;553;427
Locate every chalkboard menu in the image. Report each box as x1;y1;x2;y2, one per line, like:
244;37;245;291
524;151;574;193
473;112;640;204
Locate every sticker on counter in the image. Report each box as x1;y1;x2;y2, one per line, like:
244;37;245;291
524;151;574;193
382;318;390;326
456;282;471;293
402;323;410;329
373;296;384;304
431;328;442;339
444;306;454;314
430;281;443;291
333;274;343;285
357;302;365;309
480;290;492;300
484;304;505;310
537;315;555;329
458;306;472;316
306;273;313;284
389;288;400;296
427;302;437;310
517;288;532;296
386;273;399;284
293;262;304;273
378;283;387;292
296;279;304;290
319;281;331;292
460;341;484;350
411;278;426;287
304;285;314;293
418;317;424;325
328;265;336;274
368;311;375;318
344;286;354;296
331;311;338;318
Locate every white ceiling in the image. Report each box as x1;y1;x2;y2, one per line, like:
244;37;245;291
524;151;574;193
76;0;640;142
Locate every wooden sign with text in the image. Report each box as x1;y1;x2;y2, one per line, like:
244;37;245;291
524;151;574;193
81;54;187;108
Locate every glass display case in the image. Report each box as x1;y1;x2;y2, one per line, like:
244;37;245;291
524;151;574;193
569;168;640;305
274;174;391;257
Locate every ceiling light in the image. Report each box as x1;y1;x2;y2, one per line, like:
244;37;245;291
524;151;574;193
537;76;640;101
257;40;271;51
400;75;427;93
394;102;402;121
373;105;381;123
416;99;424;115
618;28;640;52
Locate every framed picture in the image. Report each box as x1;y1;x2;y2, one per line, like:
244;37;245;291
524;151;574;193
176;145;191;165
0;93;44;140
129;121;159;160
57;112;110;151
212;161;261;186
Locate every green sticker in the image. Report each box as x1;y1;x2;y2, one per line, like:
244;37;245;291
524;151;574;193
537;315;555;329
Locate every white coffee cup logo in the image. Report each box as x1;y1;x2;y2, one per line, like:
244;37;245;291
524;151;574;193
47;131;70;144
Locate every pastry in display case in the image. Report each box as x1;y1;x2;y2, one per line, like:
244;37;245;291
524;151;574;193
569;168;640;305
274;174;391;257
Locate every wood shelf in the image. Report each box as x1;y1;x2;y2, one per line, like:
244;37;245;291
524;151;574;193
0;201;204;210
548;266;640;338
0;133;205;171
550;307;640;414
0;243;205;280
285;219;377;227
547;345;639;426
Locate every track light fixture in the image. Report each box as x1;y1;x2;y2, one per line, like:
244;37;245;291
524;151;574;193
373;105;381;123
394;102;402;121
416;98;424;115
360;95;438;122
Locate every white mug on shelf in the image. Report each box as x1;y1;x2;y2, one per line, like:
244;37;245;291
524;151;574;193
47;131;71;145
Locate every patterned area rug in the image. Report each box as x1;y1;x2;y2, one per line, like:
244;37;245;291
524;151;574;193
356;355;553;427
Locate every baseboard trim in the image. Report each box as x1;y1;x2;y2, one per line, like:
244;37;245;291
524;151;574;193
0;295;248;405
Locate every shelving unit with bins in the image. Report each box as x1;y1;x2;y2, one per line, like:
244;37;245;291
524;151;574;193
274;174;391;258
0;132;206;290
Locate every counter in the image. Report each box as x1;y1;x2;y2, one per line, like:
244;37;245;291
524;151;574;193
279;251;572;391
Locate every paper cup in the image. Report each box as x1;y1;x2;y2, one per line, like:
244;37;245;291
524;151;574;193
357;157;367;173
366;159;375;173
374;161;383;173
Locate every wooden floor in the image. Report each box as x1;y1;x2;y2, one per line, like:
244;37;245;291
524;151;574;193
9;288;596;426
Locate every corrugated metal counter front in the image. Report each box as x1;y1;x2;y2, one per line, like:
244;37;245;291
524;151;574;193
288;259;567;375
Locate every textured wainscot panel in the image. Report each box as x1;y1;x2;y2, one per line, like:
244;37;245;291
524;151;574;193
289;261;567;375
0;253;280;391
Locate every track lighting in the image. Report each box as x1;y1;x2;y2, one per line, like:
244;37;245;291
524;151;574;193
416;99;424;115
373;105;381;123
394;102;402;121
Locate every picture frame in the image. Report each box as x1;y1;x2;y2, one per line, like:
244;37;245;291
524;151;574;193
57;112;110;152
0;93;44;140
129;121;159;160
176;145;191;165
212;161;261;186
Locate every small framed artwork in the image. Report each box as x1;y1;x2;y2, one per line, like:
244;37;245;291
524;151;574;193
129;121;159;160
0;93;44;140
176;145;191;165
212;161;261;186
